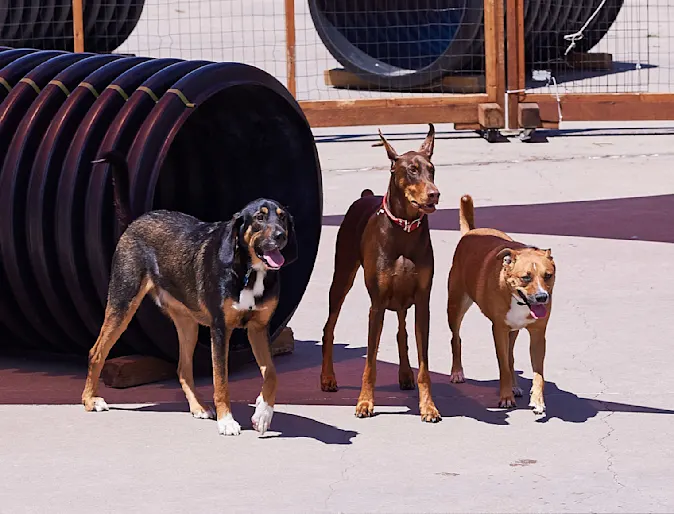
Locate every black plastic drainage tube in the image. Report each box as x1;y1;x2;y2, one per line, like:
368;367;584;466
0;0;144;53
0;48;323;368
309;0;624;88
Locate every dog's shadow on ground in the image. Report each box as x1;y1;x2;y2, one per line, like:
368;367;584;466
114;402;358;445
205;339;674;428
3;339;674;445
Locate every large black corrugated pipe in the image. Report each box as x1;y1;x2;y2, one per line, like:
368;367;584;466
0;0;144;53
309;0;484;89
309;0;624;88
0;48;323;370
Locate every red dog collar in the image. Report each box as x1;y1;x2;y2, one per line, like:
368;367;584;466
379;192;425;233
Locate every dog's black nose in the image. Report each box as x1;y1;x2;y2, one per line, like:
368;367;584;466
427;190;440;203
534;292;549;303
273;229;286;244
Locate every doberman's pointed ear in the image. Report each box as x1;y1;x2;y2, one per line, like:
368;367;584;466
378;128;398;163
419;123;435;158
218;212;245;267
281;211;298;266
496;248;514;267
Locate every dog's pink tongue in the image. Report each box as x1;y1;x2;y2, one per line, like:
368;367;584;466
263;249;285;269
530;304;547;319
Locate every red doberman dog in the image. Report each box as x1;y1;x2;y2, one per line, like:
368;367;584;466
321;124;442;422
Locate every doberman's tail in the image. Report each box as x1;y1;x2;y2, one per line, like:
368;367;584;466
459;195;475;235
92;150;134;231
361;189;374;198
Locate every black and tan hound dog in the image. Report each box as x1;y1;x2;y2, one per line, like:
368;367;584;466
81;152;297;436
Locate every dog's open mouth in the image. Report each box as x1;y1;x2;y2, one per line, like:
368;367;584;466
517;290;548;319
529;304;547;320
411;200;437;214
259;249;285;269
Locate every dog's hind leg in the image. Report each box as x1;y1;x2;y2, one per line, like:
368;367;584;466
396;310;415;390
171;312;213;419
82;275;152;412
321;241;359;392
447;271;472;384
509;330;523;397
211;321;240;436
493;324;516;409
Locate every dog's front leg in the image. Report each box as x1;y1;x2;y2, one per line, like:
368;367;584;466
211;322;240;435
414;297;441;422
492;324;516;408
247;322;277;435
355;306;385;418
527;325;547;415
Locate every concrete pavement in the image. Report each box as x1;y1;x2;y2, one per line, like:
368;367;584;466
2;123;674;513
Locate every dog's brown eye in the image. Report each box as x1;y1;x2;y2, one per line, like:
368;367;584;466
521;275;532;283
544;273;553;281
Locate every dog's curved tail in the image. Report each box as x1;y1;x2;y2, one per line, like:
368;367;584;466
459;194;475;235
361;188;374;198
92;150;134;231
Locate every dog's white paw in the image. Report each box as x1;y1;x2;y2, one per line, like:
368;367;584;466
449;370;465;383
529;397;546;416
512;386;524;398
93;398;109;412
251;395;274;435
192;407;215;420
217;413;241;436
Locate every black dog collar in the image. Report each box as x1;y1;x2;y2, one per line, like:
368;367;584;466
516;289;530;306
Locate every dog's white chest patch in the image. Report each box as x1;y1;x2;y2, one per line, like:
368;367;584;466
234;265;266;311
505;297;535;330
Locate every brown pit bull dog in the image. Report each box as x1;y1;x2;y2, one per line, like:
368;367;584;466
321;124;442;422
447;195;556;415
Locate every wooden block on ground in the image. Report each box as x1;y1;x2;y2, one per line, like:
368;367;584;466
478;102;504;129
102;355;175;389
518;103;542;128
271;327;295;357
565;52;613;71
324;68;484;94
454;123;481;131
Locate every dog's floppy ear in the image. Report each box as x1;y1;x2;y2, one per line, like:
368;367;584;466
496;248;514;267
419;123;435;158
281;211;299;266
218;212;246;267
378;129;398;163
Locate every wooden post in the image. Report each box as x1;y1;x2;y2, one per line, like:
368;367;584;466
506;0;525;129
483;0;498;102
72;0;85;52
478;0;505;130
284;0;297;97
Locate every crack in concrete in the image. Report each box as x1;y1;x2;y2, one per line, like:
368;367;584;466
324;448;354;510
568;290;625;491
597;410;625;489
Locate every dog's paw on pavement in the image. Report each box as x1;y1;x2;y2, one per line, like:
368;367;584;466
251;395;274;434
320;374;339;392
217;414;242;436
498;397;517;409
355;400;374;418
192;407;215;420
420;404;442;423
449;370;465;383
